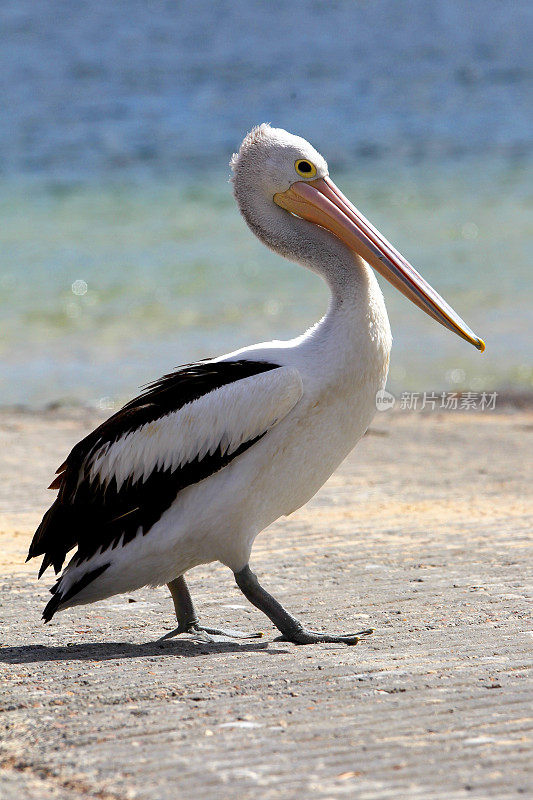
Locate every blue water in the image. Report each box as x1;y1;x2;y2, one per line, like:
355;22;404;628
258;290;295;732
1;0;532;406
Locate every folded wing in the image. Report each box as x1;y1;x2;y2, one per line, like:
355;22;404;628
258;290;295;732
28;360;303;577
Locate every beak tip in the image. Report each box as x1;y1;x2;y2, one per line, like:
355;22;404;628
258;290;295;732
476;338;486;353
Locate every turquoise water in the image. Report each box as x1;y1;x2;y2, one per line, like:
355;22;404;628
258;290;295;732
0;0;531;406
2;157;531;406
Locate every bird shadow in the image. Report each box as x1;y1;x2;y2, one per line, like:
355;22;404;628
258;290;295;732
0;638;288;664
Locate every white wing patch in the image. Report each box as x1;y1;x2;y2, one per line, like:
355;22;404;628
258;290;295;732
87;367;303;490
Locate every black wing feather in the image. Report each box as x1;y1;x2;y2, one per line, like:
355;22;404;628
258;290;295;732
28;359;279;577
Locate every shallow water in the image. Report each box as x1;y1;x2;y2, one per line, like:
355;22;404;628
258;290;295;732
0;0;531;406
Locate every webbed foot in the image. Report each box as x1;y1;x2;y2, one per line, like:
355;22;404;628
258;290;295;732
275;627;373;645
158;622;264;643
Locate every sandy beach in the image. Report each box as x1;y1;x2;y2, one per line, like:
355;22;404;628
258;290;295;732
0;405;531;799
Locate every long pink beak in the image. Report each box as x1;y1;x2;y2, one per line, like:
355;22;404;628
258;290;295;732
274;176;485;352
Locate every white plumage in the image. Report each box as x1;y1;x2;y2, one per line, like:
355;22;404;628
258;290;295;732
87;367;303;490
28;124;483;644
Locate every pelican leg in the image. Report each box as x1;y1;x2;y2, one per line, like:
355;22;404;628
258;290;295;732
234;565;373;645
158;575;264;642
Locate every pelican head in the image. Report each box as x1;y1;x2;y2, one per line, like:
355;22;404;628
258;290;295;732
231;124;485;352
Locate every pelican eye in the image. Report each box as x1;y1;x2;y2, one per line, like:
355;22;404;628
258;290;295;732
295;159;317;178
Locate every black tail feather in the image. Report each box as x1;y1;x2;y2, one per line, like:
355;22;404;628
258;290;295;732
27;499;77;577
42;563;110;623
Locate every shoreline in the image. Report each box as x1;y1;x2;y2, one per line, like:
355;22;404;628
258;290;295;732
2;386;533;416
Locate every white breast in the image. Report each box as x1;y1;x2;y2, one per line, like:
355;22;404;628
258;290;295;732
159;267;392;572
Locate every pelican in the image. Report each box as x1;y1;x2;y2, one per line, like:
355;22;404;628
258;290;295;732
28;125;484;645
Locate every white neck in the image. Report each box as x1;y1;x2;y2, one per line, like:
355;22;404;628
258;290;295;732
301;253;391;379
235;188;392;381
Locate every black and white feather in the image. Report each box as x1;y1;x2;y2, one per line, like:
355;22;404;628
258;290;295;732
27;359;304;621
26;124;395;631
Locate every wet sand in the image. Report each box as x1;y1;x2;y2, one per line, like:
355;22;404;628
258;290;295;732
0;406;531;799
